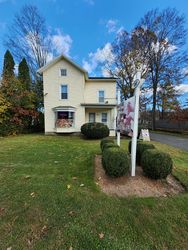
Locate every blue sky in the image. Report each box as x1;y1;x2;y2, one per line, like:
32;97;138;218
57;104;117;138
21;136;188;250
0;0;188;104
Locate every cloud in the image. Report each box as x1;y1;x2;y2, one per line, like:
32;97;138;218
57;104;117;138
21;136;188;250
175;84;188;94
50;29;72;56
83;0;94;5
82;43;114;75
106;19;118;33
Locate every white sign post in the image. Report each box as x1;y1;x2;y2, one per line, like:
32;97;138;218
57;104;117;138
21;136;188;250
131;73;145;177
116;88;121;146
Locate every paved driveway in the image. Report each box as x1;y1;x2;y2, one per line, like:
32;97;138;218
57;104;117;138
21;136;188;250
150;132;188;152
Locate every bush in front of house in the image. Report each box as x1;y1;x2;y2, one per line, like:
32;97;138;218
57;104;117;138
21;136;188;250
136;142;155;165
102;147;130;177
100;138;114;151
102;142;119;152
141;149;173;179
81;122;109;139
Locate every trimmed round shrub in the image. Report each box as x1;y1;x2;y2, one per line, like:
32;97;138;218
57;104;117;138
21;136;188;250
141;149;173;179
102;142;119;152
128;140;142;154
102;147;130;177
81;122;109;139
100;138;114;151
137;142;155;165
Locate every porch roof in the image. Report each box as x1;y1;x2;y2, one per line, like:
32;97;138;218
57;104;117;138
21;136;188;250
80;103;116;109
52;106;76;112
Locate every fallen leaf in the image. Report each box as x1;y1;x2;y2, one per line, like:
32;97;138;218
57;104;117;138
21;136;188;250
7;247;12;250
23;175;31;180
54;161;59;164
72;177;77;180
69;247;73;250
68;211;76;216
98;177;102;181
80;184;84;187
0;207;5;215
30;192;36;197
67;184;71;190
95;182;99;186
99;232;104;239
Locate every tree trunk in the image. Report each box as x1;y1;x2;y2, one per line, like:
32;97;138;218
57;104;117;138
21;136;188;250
152;86;157;130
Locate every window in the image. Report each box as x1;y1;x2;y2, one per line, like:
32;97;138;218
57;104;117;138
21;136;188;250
56;111;74;128
60;69;67;76
101;113;107;124
89;113;95;123
99;90;105;103
61;85;68;99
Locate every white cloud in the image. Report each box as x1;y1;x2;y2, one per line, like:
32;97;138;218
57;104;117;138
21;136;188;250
50;29;72;56
84;0;94;5
106;19;118;33
175;84;188;94
82;43;114;75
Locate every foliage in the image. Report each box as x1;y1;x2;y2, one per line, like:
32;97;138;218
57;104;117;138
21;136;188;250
0;92;11;124
100;138;114;151
102;142;119;152
81;122;109;139
137;142;155;165
102;147;130;177
2;50;15;82
141;149;173;179
18;58;31;90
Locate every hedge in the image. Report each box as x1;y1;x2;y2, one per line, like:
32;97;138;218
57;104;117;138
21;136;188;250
141;149;173;179
81;122;109;139
100;138;114;151
102;147;130;177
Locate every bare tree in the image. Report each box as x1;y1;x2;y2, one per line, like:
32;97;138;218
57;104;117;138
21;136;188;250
107;29;149;99
4;4;50;78
137;8;188;130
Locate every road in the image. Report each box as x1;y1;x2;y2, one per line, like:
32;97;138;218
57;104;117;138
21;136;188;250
150;132;188;152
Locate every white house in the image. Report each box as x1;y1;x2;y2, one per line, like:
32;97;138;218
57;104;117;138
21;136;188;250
37;54;117;136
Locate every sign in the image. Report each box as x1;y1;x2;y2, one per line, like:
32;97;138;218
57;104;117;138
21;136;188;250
117;96;135;137
139;129;150;141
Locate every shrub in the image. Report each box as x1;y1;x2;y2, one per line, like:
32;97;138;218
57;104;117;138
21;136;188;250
128;140;142;154
102;142;119;152
81;122;109;139
100;138;114;151
102;147;130;177
141;149;173;179
137;142;155;165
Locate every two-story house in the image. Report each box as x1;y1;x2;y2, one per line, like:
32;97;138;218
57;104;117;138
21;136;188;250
37;54;117;136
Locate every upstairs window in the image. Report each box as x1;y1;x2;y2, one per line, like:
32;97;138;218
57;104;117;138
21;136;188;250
60;69;67;76
61;85;68;99
99;90;105;103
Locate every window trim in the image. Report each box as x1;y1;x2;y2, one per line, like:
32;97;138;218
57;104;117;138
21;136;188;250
98;90;105;103
60;68;67;76
101;112;108;124
60;84;68;100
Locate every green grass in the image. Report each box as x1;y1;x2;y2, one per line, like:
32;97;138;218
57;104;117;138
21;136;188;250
0;134;188;250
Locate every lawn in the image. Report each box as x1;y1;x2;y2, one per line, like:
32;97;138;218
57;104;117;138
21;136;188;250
0;134;188;250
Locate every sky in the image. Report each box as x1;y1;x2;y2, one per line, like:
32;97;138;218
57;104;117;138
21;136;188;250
0;0;188;104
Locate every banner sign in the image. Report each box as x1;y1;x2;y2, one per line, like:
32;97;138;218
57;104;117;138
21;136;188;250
117;96;135;136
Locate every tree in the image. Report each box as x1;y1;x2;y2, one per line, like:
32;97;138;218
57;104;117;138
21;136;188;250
4;4;50;78
137;8;188;130
108;29;149;99
18;58;31;90
2;50;15;83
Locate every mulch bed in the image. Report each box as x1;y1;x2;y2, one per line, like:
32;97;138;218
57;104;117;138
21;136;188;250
95;155;185;197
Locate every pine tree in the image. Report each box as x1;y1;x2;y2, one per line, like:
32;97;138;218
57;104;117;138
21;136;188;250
2;50;15;83
18;58;31;90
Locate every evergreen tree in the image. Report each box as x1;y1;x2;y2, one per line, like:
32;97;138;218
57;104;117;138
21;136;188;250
18;58;31;90
2;50;15;83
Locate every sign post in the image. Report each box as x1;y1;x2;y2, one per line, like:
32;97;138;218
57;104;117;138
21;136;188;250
131;73;145;177
116;88;121;146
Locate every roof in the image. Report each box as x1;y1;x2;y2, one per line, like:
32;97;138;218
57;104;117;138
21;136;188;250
37;53;117;82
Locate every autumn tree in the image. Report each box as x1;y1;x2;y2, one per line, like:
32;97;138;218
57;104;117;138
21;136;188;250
18;58;31;90
137;8;188;130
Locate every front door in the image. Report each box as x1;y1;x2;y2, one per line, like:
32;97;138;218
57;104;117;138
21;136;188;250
89;113;96;123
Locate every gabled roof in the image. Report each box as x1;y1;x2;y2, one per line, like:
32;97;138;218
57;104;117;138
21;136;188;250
37;54;88;77
37;53;117;82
